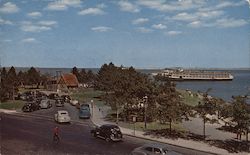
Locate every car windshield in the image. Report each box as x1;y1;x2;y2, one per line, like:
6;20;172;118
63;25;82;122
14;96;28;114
60;112;68;115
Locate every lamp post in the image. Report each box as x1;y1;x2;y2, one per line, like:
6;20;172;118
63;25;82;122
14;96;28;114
143;96;148;130
91;100;94;117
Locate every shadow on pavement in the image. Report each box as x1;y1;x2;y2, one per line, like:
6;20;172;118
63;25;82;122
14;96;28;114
143;129;250;153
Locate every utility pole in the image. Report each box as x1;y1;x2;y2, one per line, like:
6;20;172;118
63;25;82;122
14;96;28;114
143;96;148;130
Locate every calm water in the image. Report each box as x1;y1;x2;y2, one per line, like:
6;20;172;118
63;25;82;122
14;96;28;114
175;70;250;102
14;67;250;102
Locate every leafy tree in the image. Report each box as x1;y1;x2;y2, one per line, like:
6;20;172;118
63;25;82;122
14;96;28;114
26;67;41;88
0;67;8;101
156;81;191;134
195;88;217;139
6;66;18;99
231;95;250;141
71;66;81;82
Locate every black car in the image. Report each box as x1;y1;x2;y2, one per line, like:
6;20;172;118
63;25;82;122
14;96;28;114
22;102;41;112
48;93;59;99
55;98;64;107
61;95;71;103
91;124;123;142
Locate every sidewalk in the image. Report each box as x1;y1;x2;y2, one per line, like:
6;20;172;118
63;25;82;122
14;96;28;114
90;104;249;155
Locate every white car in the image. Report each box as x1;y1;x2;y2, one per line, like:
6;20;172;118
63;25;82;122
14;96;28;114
54;110;71;123
131;143;182;155
70;99;78;106
39;99;52;109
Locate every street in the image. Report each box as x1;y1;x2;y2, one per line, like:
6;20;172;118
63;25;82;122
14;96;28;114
0;102;215;155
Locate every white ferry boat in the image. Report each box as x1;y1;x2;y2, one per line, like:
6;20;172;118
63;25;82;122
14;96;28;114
152;68;234;81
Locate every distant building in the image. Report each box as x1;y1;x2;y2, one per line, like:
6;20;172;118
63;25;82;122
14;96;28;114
47;73;79;92
58;73;79;89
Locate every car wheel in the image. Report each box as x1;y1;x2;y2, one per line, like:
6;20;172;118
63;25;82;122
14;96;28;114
105;137;111;142
91;132;96;137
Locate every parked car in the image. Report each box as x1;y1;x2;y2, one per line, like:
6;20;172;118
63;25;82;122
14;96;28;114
48;93;59;99
61;95;71;103
79;105;91;119
55;98;64;107
130;143;182;155
91;124;123;142
54;110;71;123
22;102;41;112
39;99;52;109
70;99;78;106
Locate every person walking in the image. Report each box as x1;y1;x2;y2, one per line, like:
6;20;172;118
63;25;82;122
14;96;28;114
53;126;60;143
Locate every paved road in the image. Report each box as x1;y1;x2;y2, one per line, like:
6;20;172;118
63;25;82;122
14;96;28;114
0;102;215;155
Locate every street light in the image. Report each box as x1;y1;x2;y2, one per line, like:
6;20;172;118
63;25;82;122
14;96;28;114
143;96;148;130
91;100;94;117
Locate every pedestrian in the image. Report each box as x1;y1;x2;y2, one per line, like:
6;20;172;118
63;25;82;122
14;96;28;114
53;126;60;143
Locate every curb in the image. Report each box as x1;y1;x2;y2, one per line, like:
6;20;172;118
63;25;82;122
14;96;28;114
122;133;218;155
90;117;219;155
0;109;93;127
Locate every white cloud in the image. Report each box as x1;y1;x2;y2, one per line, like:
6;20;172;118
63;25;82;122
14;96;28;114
21;38;37;43
188;18;248;28
46;0;82;11
165;31;182;36
0;2;19;14
136;27;153;33
27;12;42;18
172;12;197;22
152;23;167;29
137;0;205;12
118;1;140;13
132;18;149;25
20;20;57;32
199;0;246;12
78;8;105;15
188;21;202;28
3;39;12;43
91;26;112;32
215;18;248;28
38;20;57;26
172;10;223;22
97;3;107;9
0;18;13;25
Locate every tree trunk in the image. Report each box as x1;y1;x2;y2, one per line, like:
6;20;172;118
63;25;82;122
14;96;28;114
203;118;206;140
169;118;172;135
246;128;248;142
116;108;119;124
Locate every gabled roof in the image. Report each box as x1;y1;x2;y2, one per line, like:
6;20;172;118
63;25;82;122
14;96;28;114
59;73;79;87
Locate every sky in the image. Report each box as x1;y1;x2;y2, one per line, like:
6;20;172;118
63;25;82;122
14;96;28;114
0;0;250;69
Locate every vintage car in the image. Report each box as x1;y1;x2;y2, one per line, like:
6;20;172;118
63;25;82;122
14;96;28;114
39;99;52;109
90;124;123;142
55;98;64;107
54;110;71;123
79;105;91;119
70;99;79;106
130;143;182;155
22;102;41;112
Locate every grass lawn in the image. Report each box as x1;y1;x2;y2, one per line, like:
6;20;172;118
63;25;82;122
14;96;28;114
178;89;202;106
70;88;105;107
118;121;186;132
0;100;25;110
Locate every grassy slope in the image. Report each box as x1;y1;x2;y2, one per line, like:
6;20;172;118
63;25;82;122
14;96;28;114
0;100;25;110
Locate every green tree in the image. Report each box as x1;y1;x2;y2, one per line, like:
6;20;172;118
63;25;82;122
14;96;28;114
156;81;191;134
231;95;250;141
195;89;217;139
27;67;41;88
71;66;81;82
0;67;8;101
6;66;18;99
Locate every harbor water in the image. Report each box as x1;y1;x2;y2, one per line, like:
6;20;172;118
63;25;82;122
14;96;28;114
175;70;250;102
